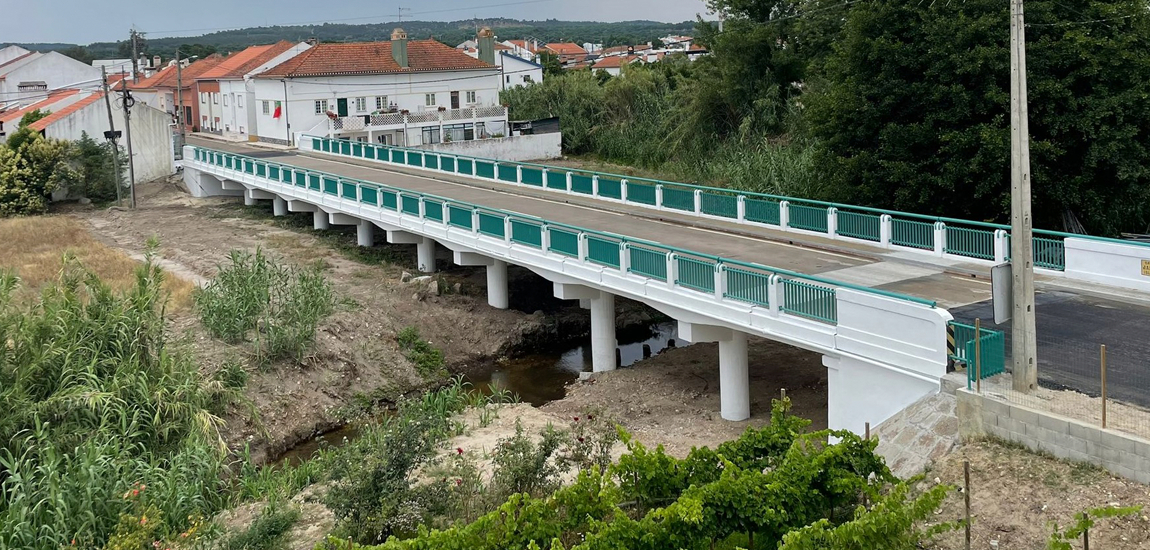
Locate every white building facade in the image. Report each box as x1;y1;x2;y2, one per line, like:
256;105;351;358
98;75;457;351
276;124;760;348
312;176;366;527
0;51;102;107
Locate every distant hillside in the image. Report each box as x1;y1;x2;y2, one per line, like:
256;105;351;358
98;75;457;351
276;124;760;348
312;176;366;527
8;18;698;62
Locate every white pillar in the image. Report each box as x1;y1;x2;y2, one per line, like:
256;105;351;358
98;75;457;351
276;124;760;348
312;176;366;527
273;196;287;216
486;259;508;309
719;331;750;421
417;238;437;273
357;220;374;247
244;193;257;206
313;211;329;230
590;292;616;372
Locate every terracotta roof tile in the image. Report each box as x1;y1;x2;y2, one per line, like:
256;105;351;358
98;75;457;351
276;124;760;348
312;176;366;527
130;65;176;89
0;89;81;124
259;40;494;78
545;43;587;56
142;55;226;89
198;41;296;79
592;56;636;69
27;92;105;131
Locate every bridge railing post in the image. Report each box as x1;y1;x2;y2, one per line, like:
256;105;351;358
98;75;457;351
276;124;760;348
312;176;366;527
667;253;678;289
516;165;523;185
827;207;838;238
933;221;947;257
578;233;588;261
621;179;629;202
592;175;600;197
767;274;781;315
656;184;665;209
620;242;631;272
737;196;746;222
779;201;791;230
693;190;702;214
566;172;573;194
880;214;893;248
504;217;513;244
994;229;1009;263
472;209;481;235
542;168;550;188
541;224;551;251
714;263;726;300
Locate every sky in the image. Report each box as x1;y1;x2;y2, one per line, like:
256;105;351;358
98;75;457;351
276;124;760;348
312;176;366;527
1;0;711;45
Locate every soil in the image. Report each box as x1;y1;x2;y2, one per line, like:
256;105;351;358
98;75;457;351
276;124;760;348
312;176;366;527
542;336;829;457
69;176;656;464
923;438;1150;549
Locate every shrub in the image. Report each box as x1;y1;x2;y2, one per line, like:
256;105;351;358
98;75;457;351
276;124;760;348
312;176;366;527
72;131;127;203
0;131;78;216
221;504;301;550
396;326;445;376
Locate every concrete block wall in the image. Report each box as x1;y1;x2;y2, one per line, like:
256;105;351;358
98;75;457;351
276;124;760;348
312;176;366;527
957;389;1150;484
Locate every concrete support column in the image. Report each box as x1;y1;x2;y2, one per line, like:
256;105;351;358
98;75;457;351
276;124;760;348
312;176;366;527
417;238;437;273
273;196;288;216
357;220;374;247
244;193;257;206
589;292;616;372
313;211;330;230
486;259;509;309
718;331;750;421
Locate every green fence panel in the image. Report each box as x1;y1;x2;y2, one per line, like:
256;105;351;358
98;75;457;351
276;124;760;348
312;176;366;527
964;329;1006;388
478;211;505;238
439;155;455;173
401;195;421;216
476;160;496;179
521;166;544;186
945;226;995;260
457;158;473;175
244;160;254;174
627;181;657;205
545;170;566;190
406;151;423;167
341;180;357;200
312;137;322;151
949;322;977;363
586;235;621;268
391;149;405;163
744;198;781;225
360;186;378;206
662;186;695;212
891;219;935;250
381;190;398;210
597;176;623;200
352;143;363;157
448;204;473;229
424;153;439;170
511;219;543;248
498;163;519;183
270;165;283;181
781;279;837;324
364;145;376;160
340;141;352;155
308;174;320;190
700;192;738;219
789;204;829;232
628;245;667;281
675;256;716;293
548;227;579;257
571;173;594;195
836;210;881;242
1034;236;1066;270
256;163;267;177
724;267;771;307
323;177;339;195
423;199;443;222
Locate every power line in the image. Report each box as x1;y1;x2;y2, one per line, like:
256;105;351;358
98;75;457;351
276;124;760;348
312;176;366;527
1026;11;1146;27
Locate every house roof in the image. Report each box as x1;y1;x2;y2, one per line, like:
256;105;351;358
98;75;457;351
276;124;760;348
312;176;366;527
197;41;296;80
27;92;105;131
592;56;634;69
129;65;175;89
0;52;41;78
0;89;80;125
258;40;494;78
141;55;226;89
505;40;540;53
545;43;587;56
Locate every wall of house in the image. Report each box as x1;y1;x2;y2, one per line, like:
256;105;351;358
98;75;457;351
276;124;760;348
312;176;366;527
217;79;250;139
0;52;102;103
43;99;174;186
253;69;502;145
498;54;543;89
418;133;560;161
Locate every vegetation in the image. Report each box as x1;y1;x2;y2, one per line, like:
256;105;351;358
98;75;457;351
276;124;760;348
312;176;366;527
0;126;126;215
0;245;233;549
220;504;302;550
1045;505;1143;549
397;326;446;376
195;248;334;364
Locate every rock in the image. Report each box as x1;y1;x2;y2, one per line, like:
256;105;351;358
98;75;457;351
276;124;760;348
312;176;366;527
78;197;92;205
412;293;422;301
453;282;462;294
411;275;432;284
428;280;440;296
401;271;413;283
578;371;595;381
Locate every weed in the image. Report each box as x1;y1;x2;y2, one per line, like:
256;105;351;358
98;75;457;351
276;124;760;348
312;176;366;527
221;503;301;550
397;326;446;377
215;359;249;390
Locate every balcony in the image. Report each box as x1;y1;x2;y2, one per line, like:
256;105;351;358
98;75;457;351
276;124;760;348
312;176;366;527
331;105;508;134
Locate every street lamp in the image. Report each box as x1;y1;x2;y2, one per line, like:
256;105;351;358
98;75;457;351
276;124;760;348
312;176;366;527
175;52;198;151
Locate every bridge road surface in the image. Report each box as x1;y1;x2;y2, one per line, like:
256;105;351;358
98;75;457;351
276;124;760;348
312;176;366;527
188;137;1150;409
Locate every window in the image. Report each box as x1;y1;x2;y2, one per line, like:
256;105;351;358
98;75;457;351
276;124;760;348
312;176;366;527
421;126;441;145
375;96;388;110
523;75;533;83
506;76;511;83
425;93;436;106
314;99;329;114
355;97;367;112
262;101;270;115
239;126;245;134
200;93;207;104
223;95;229;106
237;95;243;107
466;91;477;104
443;123;475;142
17;81;47;92
213;93;219;104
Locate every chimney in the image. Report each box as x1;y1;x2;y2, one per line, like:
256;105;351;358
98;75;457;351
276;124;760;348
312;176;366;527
391;28;409;68
152;55;160;68
306;37;318;46
477;27;495;65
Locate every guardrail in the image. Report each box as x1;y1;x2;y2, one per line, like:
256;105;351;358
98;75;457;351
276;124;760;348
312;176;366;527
190;146;940;327
304;135;1150;274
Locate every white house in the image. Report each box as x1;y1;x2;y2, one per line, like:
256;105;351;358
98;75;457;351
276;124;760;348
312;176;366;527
0;45;32;65
195;41;310;141
253;29;506;147
0;88;85;142
461;45;543;89
0;50;102;108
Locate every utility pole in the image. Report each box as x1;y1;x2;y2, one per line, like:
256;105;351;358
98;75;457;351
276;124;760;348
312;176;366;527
130;29;140;84
100;66;124;206
120;76;137;208
1009;0;1037;391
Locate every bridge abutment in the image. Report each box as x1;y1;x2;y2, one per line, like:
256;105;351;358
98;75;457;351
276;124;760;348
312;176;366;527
679;322;750;421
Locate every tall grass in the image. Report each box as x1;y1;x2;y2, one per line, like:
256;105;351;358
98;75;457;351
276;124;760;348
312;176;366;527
195;248;335;364
0;245;233;549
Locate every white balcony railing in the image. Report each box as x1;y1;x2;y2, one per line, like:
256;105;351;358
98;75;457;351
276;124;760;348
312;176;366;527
332;106;508;135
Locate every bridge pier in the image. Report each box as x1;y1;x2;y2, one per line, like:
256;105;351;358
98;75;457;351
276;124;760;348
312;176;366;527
554;283;616;372
244;193;257;206
357;220;374;247
273;197;288;217
313;211;330;230
679;322;750;421
453;252;508;309
417;238;437;273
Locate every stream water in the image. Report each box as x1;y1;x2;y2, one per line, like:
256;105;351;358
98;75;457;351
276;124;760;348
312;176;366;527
274;321;690;465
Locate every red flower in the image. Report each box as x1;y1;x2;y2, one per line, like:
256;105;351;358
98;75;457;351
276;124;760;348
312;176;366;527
587;414;594;420
455;478;462;486
139;515;148;526
71;540;76;546
578;437;585;443
456;447;463;455
132;489;139;497
573;416;579;422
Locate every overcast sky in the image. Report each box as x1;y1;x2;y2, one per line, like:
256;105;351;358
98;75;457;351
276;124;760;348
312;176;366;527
1;0;712;45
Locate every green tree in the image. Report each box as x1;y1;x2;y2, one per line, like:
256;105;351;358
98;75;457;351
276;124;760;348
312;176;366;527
0;130;78;216
60;46;93;64
806;0;1150;235
18;109;49;128
73;131;126;203
539;52;564;77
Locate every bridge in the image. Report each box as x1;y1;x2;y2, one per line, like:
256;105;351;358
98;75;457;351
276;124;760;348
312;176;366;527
181;135;1150;435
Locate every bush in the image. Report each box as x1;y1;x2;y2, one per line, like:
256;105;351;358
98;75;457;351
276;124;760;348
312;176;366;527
72;131;127;203
396;326;445;376
221;504;301;550
0;130;78;216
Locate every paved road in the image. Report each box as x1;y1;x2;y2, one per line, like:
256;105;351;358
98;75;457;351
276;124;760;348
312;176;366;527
189;137;1150;406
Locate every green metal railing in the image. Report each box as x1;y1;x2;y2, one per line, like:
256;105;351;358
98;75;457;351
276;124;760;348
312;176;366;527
949;321;1006;388
193;144;950;328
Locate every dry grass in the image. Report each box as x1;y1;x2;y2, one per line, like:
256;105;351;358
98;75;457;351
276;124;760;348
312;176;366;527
0;216;195;310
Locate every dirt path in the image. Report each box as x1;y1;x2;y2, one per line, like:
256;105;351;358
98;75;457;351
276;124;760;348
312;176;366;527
70;178;590;463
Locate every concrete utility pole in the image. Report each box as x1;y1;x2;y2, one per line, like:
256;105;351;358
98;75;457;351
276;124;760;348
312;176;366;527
1010;0;1038;391
120;76;137;208
130;29;140;84
100;66;124;206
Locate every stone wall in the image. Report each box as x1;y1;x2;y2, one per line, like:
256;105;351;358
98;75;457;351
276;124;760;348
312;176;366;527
957;388;1150;484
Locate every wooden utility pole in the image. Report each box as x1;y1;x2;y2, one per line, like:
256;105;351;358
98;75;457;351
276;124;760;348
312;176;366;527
1010;0;1038;392
100;66;124;206
120;76;137;208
